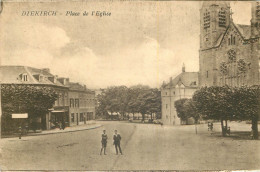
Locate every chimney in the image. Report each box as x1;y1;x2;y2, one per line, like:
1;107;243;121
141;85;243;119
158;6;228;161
42;68;50;73
182;63;185;73
169;77;173;86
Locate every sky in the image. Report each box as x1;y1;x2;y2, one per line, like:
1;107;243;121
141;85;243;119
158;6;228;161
0;1;251;89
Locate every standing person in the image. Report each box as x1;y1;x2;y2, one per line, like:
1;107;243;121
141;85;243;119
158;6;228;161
61;118;65;130
100;130;108;155
113;130;123;155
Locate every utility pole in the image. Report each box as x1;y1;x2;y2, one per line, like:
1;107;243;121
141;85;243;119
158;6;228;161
0;80;2;139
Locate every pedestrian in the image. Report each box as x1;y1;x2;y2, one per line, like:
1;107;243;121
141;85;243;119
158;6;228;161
62;119;65;130
113;130;123;155
100;130;108;155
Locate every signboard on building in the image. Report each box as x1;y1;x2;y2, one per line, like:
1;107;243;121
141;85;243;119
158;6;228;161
12;113;28;118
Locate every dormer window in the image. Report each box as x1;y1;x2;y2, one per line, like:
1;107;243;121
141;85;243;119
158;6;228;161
39;75;44;82
22;74;28;81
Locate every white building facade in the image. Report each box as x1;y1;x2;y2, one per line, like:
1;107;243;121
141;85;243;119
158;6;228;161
161;65;198;125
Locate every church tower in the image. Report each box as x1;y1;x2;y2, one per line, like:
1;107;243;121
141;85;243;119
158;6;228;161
200;1;231;49
251;1;260;37
251;1;260;85
199;1;231;87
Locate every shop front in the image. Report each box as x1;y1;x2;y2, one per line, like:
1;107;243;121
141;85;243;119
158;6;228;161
46;106;69;130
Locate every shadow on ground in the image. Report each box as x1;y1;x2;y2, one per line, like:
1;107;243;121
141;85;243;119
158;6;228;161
209;131;260;140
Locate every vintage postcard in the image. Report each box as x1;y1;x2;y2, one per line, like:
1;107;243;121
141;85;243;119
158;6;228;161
0;0;259;171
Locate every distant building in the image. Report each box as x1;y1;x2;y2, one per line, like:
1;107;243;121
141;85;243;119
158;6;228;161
199;2;260;87
0;65;95;130
161;65;198;125
0;66;70;130
68;82;96;126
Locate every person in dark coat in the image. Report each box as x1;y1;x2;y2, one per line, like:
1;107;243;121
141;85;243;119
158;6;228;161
113;130;122;155
100;130;108;155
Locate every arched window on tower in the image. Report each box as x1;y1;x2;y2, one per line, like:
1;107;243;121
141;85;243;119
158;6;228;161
229;35;236;45
257;2;260;17
204;10;210;29
219;8;226;28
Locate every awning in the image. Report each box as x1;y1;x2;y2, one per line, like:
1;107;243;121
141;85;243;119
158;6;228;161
51;110;66;113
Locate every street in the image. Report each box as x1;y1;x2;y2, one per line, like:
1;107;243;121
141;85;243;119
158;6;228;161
0;121;259;170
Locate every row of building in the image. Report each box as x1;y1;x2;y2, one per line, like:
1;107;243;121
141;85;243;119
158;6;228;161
161;1;260;125
0;66;96;130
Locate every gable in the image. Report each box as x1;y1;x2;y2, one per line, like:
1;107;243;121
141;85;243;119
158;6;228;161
202;22;251;51
219;23;246;47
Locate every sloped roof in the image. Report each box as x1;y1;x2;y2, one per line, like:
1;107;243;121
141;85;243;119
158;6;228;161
162;72;199;89
235;24;251;39
0;65;66;87
69;82;94;93
202;1;230;8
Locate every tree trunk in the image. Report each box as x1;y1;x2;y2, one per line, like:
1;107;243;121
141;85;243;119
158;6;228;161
221;119;226;137
151;113;153;120
252;116;259;140
132;113;135;120
142;113;145;121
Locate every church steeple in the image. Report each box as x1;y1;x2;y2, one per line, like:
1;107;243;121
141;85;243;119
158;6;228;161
200;1;231;49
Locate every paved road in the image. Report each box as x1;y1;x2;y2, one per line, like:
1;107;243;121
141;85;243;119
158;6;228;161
0;121;259;170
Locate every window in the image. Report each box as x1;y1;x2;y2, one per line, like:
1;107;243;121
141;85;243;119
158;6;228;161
173;91;175;95
165;92;167;95
39;75;44;82
166;104;168;109
71;113;75;122
229;35;236;45
219;8;226;28
74;99;79;108
80;113;84;122
228;49;236;62
206;71;209;78
64;93;68;106
257;2;260;17
204;10;210;29
70;98;74;107
22;74;28;81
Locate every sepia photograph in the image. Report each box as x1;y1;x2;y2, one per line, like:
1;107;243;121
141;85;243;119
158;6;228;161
0;0;259;171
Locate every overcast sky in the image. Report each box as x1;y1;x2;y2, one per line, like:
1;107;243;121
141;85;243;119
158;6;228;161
0;1;251;89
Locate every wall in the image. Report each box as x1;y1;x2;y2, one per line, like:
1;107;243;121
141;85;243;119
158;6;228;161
161;86;197;125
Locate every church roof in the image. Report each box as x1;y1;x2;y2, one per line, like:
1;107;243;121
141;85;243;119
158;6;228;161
201;1;230;8
235;24;251;39
162;72;199;89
